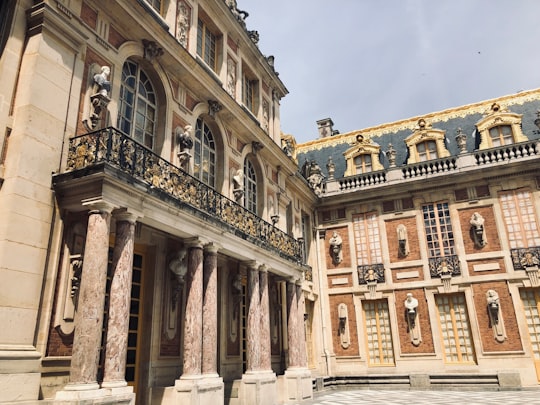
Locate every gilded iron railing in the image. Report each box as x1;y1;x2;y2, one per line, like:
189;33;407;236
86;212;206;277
66;127;304;264
428;255;461;278
358;263;385;284
510;247;540;270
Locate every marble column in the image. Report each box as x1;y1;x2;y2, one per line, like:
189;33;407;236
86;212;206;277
67;201;114;389
296;283;308;368
202;243;218;376
182;239;204;376
102;212;137;388
259;266;272;371
246;262;261;372
286;279;300;368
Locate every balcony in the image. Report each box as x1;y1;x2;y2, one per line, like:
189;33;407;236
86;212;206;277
61;127;304;265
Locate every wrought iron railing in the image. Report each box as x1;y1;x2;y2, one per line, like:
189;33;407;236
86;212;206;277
510;247;540;270
428;255;461;278
474;140;538;165
358;263;385;284
66;127;304;264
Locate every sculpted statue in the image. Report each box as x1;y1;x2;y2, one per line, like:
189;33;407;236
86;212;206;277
175;125;193;170
301;159;325;195
93;66;111;97
397;224;409;257
486;289;500;324
329;231;343;265
404;293;418;326
470;212;487;248
232;169;244;203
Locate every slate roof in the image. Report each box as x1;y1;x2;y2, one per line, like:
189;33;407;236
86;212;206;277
295;89;540;179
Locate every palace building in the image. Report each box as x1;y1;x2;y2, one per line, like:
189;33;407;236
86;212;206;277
0;1;539;404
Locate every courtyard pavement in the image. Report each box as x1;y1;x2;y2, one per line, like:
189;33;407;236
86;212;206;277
305;389;540;404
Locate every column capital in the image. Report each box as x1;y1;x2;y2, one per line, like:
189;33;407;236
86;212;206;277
204;242;220;254
288;276;300;285
114;208;142;224
185;237;204;249
243;260;259;271
258;264;268;273
82;198;116;214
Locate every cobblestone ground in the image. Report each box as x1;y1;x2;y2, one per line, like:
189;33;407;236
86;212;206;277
305;389;540;405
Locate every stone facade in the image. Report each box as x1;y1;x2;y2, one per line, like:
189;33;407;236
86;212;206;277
0;1;539;404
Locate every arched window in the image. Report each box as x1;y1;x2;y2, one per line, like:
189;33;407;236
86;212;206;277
193;118;216;187
244;157;257;214
118;61;157;149
417;140;438;162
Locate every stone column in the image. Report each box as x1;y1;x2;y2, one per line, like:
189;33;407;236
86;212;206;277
102;212;138;390
246;262;261;372
66;201;114;390
259;266;272;371
286;279;300;368
202;243;218;376
182;239;204;376
296;283;308;368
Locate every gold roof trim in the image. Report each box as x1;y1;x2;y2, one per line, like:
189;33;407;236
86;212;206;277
296;88;540;153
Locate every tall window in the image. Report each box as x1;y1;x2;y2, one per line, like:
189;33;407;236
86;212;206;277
146;0;161;13
193;118;216;187
417;140;438;161
423;202;455;257
489;125;513;147
118;61;157;149
197;19;217;70
353;212;382;265
243;74;257;114
500;190;540;249
244;157;257;213
354;154;372;174
363;300;395;366
520;288;540;381
436;294;476;364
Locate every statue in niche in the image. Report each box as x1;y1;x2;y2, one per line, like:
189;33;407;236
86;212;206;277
226;58;237;98
84;65;111;131
229;273;243;343
486;289;500;324
232;169;244;203
404;293;418;327
329;231;343;265
470;212;487;248
168;248;187;309
175;125;193;170
397;224;409;257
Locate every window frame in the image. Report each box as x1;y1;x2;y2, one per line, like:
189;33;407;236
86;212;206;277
243;157;257;214
193;118;216;188
117;60;157;150
476;103;528;149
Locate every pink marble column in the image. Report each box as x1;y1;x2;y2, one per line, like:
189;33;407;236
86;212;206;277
102;212;137;388
68;202;114;388
182;239;204;376
246;262;261;372
296;283;308;368
286;279;300;368
259;265;272;371
202;243;218;376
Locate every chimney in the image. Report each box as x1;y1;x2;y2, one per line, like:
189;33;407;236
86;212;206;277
316;118;334;139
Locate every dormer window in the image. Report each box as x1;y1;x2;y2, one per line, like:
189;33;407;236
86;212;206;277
417;140;438;162
343;134;383;177
405;119;450;164
476;103;528;149
488;125;513;146
354;154;372;173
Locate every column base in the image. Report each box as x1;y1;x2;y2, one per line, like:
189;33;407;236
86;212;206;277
240;370;277;405
55;384;135;404
174;374;224;405
277;368;313;404
0;345;41;402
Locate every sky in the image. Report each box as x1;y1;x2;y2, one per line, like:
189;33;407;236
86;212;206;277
238;0;540;143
